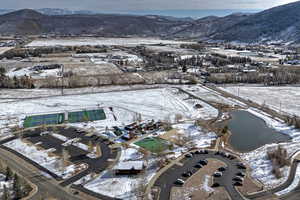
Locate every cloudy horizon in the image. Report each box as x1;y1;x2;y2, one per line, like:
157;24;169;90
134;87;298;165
0;0;298;11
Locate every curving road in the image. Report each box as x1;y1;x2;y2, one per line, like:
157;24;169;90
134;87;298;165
0;147;82;200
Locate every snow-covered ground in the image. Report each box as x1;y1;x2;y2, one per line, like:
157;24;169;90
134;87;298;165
209;48;285;62
74;51;143;65
6;67;60;78
172;123;217;150
0;117;19;141
0;84;162;99
84;147;157;199
181;85;247;108
168;88;218;120
240;108;300;189
221;86;300;116
3;138;86;179
0;174;13;197
0;88;215;127
26;38;195;47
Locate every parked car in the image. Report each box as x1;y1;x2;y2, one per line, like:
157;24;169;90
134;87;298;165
199;159;208;165
182;171;193;177
213;172;222;177
174;179;185;185
233;181;243;187
218;166;227;172
194;163;203;168
236;172;245;177
185;153;193;158
233;176;244;182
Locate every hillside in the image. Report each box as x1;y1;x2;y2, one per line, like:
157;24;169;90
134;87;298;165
1;1;300;44
211;1;300;43
0;9;188;36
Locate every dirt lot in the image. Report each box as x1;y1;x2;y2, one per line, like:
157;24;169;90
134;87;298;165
237;174;263;195
171;159;230;200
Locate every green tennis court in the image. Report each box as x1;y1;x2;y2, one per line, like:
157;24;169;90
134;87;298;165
23;113;65;128
134;137;171;153
68;109;106;123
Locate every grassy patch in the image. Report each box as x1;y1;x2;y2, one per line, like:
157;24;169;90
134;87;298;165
134;137;171;153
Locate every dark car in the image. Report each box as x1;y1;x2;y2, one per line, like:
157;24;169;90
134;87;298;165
194;150;201;154
199;159;208;165
236;172;246;177
174;179;185;185
185;153;193;158
182;171;193;177
233;182;243;187
218;167;227;172
233;177;244;182
194;163;203;168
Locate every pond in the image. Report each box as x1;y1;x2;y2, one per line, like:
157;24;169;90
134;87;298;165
228;110;291;152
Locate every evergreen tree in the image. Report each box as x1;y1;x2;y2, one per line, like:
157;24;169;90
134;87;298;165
13;173;22;199
5;166;12;181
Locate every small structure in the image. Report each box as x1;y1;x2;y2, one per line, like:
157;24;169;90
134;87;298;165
115;161;145;175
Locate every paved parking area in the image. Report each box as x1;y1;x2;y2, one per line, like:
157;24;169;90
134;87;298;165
154;150;247;200
21;126;118;186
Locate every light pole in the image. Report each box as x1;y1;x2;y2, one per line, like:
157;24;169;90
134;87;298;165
61;64;64;96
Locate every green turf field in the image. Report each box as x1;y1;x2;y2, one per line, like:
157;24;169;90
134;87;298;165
68;109;106;123
134;137;171;153
23;113;65;128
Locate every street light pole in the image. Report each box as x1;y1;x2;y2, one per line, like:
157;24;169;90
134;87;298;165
61;64;64;96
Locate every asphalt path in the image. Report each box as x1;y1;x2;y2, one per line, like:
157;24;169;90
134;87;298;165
154;150;247;200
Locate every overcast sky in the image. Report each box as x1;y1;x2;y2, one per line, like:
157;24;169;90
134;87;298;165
1;0;298;11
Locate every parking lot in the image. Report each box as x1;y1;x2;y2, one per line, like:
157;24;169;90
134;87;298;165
22;126;118;185
154;150;247;200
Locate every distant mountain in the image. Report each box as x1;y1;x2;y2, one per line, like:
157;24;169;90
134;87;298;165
1;2;300;44
36;8;95;16
210;1;300;43
0;9;188;36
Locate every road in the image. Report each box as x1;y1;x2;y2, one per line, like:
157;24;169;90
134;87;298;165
0;148;82;200
154;150;247;200
247;160;300;200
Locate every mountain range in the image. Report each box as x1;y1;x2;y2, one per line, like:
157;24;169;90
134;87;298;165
0;1;300;44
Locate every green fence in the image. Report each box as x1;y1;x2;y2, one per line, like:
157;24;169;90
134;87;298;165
68;109;106;123
23;113;65;128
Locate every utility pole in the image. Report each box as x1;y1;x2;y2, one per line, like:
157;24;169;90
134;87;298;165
61;64;64;96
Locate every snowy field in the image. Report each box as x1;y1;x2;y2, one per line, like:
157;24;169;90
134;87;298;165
209;48;285;62
0;88;216;125
84;147;157;199
181;85;247;107
240;108;300;189
3;138;85;179
221;86;300;116
0;85;162;100
6;66;61;78
26;37;195;47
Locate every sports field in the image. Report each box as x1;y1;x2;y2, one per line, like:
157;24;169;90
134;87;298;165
68;109;106;123
134;137;171;153
23;113;65;128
